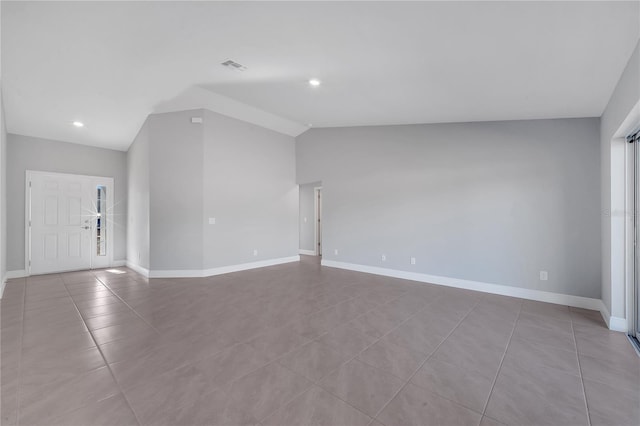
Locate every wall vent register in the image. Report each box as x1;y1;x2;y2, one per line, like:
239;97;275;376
221;60;247;72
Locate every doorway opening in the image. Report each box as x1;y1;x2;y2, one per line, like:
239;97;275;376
632;130;640;350
26;171;115;275
315;186;322;256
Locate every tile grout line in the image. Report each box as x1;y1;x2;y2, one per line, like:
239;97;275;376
124;290;409;424
479;299;523;419
571;313;592;426
143;289;415;425
369;298;484;424
114;288;364;424
93;275;164;336
12;277;28;426
264;292;413;424
11;264;617;426
298;293;517;424
60;272;143;426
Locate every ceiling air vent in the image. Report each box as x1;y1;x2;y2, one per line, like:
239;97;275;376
221;60;247;72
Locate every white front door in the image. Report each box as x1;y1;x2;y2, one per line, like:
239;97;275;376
27;171;114;275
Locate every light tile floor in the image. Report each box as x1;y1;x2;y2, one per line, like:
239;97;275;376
1;256;639;426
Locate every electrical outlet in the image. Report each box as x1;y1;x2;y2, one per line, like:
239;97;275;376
334;249;339;255
253;249;258;256
539;270;548;281
410;257;416;265
381;254;386;262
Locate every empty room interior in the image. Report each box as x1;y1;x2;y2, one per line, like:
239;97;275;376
1;1;640;425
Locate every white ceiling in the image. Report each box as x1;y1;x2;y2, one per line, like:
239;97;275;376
2;1;639;151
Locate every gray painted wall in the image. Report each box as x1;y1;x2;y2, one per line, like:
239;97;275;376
127;119;150;270
148;110;204;270
1;92;6;292
126;108;298;272
600;39;640;316
299;182;321;253
297;118;601;299
6;134;128;271
202;109;298;269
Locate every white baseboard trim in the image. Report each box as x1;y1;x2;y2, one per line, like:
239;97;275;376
112;260;127;267
149;256;301;279
0;275;6;299
598;301;628;332
6;270;27;279
125;261;150;278
609;317;628;332
299;249;316;256
2;270;28;298
322;259;605;312
599;302;612;329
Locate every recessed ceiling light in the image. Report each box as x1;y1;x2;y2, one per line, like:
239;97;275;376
308;78;321;87
72;121;84;128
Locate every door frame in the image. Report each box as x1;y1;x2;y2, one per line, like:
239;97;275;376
632;135;640;343
25;170;115;275
621;100;640;343
314;186;322;256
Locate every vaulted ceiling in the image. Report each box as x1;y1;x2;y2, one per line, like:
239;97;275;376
2;1;639;151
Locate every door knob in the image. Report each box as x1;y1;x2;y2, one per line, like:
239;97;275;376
82;226;90;230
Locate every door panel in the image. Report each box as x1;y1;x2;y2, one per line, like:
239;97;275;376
28;172;112;275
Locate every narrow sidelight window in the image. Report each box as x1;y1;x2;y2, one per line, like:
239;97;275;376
96;185;107;256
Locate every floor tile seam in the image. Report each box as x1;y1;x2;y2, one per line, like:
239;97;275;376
83;313;143;333
569;311;603;322
306;294;362;318
275;360;376;424
509;331;581;355
59;276;144;426
44;392;129;425
121;342;317;425
14;356;115;390
572;317;592;426
480;300;523;418
353;344;425;383
309;296;434;371
406;347;498;389
91;275;163;336
23;293;72;307
326;289;434;344
576;349;640;372
11;281;26;426
263;317;407;421
236;371;321;424
575;367;640;394
400;375;487;419
73;298;129;312
519;308;573;324
118;340;282;409
369;300;483;423
514;315;576;338
294;298;419;357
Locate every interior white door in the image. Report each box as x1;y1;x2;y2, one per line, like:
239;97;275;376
29;172;92;274
28;171;114;275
